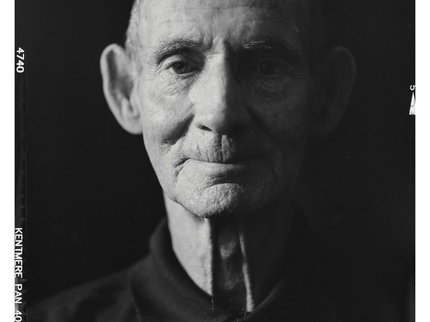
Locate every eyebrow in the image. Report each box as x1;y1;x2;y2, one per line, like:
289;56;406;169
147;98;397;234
150;39;202;63
241;39;304;64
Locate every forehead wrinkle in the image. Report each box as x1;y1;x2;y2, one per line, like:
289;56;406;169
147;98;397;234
141;6;300;45
127;0;322;71
141;11;210;46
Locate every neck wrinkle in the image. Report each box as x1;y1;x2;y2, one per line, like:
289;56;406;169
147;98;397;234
164;194;293;312
237;223;255;312
166;198;215;296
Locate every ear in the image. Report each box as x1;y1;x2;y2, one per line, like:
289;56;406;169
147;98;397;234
100;44;142;134
311;47;356;136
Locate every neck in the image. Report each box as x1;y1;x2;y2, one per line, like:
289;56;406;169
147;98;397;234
165;195;293;312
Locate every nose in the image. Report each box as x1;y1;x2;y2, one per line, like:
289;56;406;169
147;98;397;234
190;60;251;135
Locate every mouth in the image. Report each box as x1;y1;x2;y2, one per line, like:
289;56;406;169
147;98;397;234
180;149;262;166
187;156;253;165
181;155;262;175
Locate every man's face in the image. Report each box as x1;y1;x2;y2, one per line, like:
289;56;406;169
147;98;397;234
132;0;314;218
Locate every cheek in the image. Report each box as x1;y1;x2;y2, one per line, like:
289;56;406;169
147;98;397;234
137;78;192;145
248;79;310;190
249;78;311;144
134;79;193;191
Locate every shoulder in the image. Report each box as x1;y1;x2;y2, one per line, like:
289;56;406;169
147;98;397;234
28;263;142;322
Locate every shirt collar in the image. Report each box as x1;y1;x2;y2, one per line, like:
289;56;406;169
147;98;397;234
130;209;338;322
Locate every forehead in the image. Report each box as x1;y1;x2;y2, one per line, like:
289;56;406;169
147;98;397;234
139;0;303;53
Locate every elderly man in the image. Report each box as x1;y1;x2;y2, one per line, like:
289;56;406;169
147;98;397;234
30;0;392;321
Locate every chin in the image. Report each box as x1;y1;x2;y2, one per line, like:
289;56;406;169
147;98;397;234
176;182;276;219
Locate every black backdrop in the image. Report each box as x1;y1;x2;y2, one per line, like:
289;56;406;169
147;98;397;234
17;0;414;310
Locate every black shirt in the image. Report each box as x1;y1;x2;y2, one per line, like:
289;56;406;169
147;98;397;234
29;216;399;322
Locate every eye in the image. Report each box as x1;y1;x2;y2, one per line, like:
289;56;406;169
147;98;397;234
239;55;287;80
164;56;202;76
169;61;194;74
256;60;284;76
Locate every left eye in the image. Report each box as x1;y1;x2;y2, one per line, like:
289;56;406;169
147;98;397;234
169;61;195;75
255;60;284;76
239;56;287;79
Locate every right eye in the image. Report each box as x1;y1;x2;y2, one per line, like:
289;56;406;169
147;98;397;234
169;60;195;75
163;54;202;77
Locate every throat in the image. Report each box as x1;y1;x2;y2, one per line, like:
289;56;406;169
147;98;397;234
165;196;292;312
213;218;254;311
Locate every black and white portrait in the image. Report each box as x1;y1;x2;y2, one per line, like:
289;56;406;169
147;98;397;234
18;0;414;321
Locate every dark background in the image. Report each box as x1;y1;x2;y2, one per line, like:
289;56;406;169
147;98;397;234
17;0;414;313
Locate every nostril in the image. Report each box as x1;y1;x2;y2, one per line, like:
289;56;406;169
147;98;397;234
199;125;212;132
194;103;252;135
